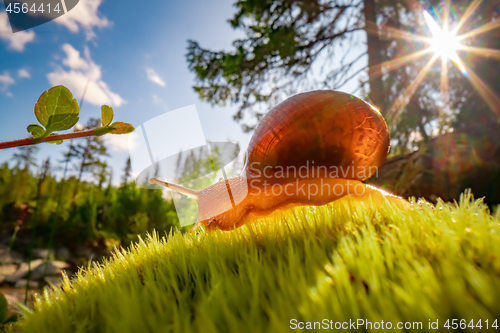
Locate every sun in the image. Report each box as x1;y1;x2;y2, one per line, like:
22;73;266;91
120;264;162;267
423;11;462;61
374;0;500;123
423;11;465;73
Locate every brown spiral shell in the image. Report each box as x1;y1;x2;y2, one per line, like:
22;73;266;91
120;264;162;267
244;90;390;181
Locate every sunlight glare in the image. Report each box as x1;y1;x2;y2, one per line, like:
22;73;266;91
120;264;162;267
423;12;462;59
369;1;499;121
423;11;466;74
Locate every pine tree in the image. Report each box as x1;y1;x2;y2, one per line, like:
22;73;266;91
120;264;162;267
122;157;132;187
71;118;109;200
11;146;39;171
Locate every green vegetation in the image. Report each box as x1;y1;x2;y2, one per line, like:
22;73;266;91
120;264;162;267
0;161;178;249
0;140;238;250
7;193;500;332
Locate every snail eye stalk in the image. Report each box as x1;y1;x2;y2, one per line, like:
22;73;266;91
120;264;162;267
149;178;200;201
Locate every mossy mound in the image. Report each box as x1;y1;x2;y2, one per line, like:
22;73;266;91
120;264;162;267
9;193;500;332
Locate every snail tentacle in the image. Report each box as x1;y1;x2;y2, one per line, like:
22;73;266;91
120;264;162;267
149;178;200;201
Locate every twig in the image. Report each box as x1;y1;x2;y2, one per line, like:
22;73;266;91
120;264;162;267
0;129;97;150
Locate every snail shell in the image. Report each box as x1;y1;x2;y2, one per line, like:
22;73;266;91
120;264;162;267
244;90;389;180
150;90;405;232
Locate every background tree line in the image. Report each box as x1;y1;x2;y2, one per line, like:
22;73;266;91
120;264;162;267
0;119;238;253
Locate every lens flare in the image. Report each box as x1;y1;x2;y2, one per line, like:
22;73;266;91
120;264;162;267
370;0;500;121
423;11;466;74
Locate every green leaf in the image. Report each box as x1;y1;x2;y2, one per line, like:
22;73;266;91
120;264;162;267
101;105;114;127
27;124;45;138
0;292;8;323
34;85;79;132
46;113;79;132
109;122;135;134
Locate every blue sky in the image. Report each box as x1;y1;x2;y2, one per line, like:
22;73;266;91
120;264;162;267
0;0;365;185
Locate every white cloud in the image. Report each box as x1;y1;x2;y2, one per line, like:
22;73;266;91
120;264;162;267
62;44;91;70
0;13;35;52
47;44;125;107
105;132;138;152
0;72;14;86
0;71;15;95
53;0;110;40
146;67;166;87
17;68;31;79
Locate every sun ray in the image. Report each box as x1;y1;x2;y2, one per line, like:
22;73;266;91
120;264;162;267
441;0;460;22
442;2;450;32
373;22;430;43
452;0;483;34
423;11;444;36
439;1;450;110
459;61;500;117
447;51;467;75
388;54;439;124
381;0;500;130
440;57;449;107
369;48;433;79
460;46;500;60
457;20;500;41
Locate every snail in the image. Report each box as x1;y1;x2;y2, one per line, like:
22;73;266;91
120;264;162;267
150;90;407;233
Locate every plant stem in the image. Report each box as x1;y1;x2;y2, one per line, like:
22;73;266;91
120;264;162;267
0;129;97;150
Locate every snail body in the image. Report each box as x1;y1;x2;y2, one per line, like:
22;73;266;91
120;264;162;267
151;90;407;233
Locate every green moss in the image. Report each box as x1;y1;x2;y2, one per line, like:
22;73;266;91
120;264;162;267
9;192;500;332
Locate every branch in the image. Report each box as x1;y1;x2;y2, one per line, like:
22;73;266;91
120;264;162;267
335;63;368;89
1;86;134;151
0;129;98;150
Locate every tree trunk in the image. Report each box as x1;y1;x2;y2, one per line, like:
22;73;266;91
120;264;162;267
363;0;386;113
